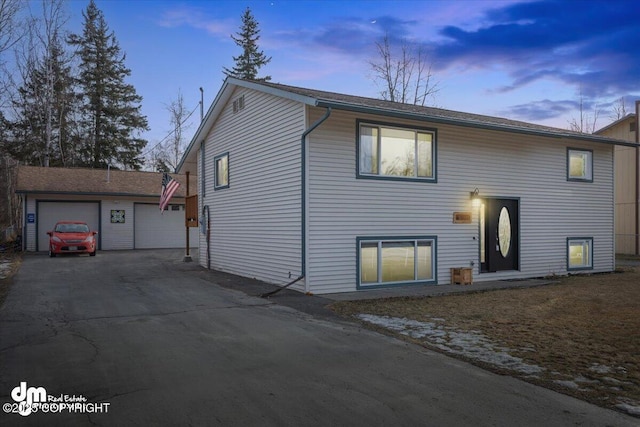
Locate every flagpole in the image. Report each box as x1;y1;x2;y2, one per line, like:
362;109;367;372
183;171;192;262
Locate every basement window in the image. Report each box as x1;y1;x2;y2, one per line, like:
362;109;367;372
567;238;593;270
357;236;437;288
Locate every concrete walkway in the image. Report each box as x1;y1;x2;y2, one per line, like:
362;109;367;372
323;278;557;301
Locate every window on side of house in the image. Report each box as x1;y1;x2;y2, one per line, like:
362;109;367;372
358;121;436;181
358;237;437;288
214;152;229;190
567;238;593;270
567;148;593;182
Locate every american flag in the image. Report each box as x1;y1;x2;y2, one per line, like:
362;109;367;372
159;173;180;212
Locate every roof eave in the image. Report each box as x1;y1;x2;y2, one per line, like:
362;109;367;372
15;190;186;199
315;100;638;147
594;113;636;135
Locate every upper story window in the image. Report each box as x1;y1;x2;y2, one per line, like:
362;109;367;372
567;148;593;182
358;120;436;182
214;152;229;190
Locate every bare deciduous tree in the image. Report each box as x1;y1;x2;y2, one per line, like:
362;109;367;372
610;96;628;121
148;90;193;172
568;89;600;133
0;0;25;106
10;0;73;167
369;33;439;106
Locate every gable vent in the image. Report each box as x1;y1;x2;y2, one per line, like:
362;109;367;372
233;95;245;113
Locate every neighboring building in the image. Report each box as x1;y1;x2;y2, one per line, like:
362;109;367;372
178;78;634;294
16;166;197;252
595;104;640;255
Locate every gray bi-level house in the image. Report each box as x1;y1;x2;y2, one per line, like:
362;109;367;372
178;78;633;294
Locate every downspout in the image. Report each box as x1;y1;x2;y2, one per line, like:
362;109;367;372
201;205;211;270
300;107;332;293
260;107;332;299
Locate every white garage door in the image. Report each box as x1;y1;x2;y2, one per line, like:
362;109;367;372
37;202;100;251
134;203;197;249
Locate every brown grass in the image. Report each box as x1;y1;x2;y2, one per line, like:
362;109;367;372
330;266;640;415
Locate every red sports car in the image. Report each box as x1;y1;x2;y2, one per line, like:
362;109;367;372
47;221;97;257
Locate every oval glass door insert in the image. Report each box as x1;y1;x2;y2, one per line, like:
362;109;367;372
498;207;511;258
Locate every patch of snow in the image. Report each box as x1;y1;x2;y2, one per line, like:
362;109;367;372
0;260;12;279
553;380;581;390
357;314;544;375
589;363;612;374
615;402;640;417
574;375;600;384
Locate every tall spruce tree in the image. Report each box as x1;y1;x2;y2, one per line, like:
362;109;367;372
223;7;271;81
68;0;148;169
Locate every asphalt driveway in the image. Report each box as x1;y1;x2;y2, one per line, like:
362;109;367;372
0;250;635;426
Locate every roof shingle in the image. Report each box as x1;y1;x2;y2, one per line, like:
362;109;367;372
16;166;195;198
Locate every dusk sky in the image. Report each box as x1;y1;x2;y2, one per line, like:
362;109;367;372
61;0;640;157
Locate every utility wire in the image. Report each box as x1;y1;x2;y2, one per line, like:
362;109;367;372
141;103;199;157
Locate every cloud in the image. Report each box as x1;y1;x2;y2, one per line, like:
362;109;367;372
430;0;640;98
271;14;418;58
505;99;579;121
157;6;234;38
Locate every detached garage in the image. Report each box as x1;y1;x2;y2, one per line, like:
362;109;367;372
16;166;197;252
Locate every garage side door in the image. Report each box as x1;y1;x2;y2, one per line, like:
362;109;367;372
37;202;100;251
134;203;196;249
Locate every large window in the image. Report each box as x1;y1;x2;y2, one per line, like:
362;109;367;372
358;121;436;181
567;238;593;270
214;152;229;190
567;148;593;182
358;237;437;288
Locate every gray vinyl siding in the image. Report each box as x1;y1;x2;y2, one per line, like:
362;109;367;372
307;107;614;294
101;200;134;250
25;196;36;251
199;86;306;288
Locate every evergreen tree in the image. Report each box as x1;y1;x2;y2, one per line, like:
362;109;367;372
68;0;148;169
223;7;271;81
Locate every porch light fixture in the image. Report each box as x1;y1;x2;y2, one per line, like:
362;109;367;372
470;188;480;200
470;188;480;207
